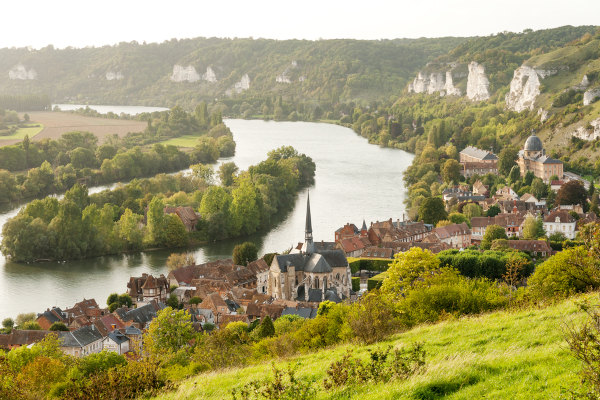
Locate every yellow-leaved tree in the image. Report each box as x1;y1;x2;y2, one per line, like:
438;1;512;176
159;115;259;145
380;247;440;301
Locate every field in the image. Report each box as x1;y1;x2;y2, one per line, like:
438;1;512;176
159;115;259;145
0;111;146;147
159;135;203;148
0;124;44;142
153;293;594;400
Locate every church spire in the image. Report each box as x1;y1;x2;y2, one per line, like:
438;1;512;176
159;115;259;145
304;192;315;254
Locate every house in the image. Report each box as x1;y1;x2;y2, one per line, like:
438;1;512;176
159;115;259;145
471;213;526;240
64;298;105;322
172;286;196;304
360;247;393;259
335;221;367;242
218;314;249;328
199;293;230;320
164;206;201;232
123;325;143;354
494;186;519;201
280;307;318;319
268;195;351;302
246;259;270;294
472;180;489;197
114;300;165;330
543;210;577;239
426;223;471;249
459;146;498;177
36;307;67;330
102;329;130;355
337;236;371;257
0;330;54;350
59;325;104;357
127;274;170;306
505;240;553;257
442;187;485;204
368;219;430;245
517;133;563;182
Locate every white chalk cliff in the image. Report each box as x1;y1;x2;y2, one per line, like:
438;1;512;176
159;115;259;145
407;70;461;96
202;67;217;83
233;74;250;93
106;71;124;81
505;66;541;112
9;64;37;80
572;118;600;141
584;87;600;106
170;65;200;82
466;62;490;101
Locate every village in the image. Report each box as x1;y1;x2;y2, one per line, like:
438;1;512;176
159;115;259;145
1;132;596;357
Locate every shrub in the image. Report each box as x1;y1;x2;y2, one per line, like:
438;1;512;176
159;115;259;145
347;291;402;344
231;363;316;400
351;277;360;292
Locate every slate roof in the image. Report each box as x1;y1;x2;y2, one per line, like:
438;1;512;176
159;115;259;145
116;301;164;326
60;325;103;347
307;288;323;302
324;288;342;303
0;330;53;347
124;325;143;336
460;146;498;160
274;250;347;273
37;308;64;324
281;307;318;319
107;329;129;345
524;134;543;152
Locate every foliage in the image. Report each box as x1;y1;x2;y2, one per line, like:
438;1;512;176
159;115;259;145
49;322;69;331
481;224;508;250
231;363;316;400
556;180;588;207
522;215;545;239
381;247;440;301
351;277;360;292
346;291;402;344
233;242;259;266
418;197;448;225
254;316;276;340
145;307;196;363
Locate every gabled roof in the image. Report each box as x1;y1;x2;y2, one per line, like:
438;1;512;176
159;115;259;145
61;325;103;348
460;146;498;160
106;329;129;345
544;210;576;223
432;223;471;239
281;307;318;319
0;330;53;347
124;325;143;336
273;250;347;273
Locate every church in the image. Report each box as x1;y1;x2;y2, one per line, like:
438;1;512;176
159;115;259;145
267;194;352;303
517;133;563;182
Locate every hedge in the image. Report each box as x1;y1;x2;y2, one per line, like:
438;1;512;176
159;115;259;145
367;272;387;291
348;258;393;274
351;277;360;292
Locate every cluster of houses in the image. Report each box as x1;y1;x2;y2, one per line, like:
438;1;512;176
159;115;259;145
334;134;594;261
0;298;154;356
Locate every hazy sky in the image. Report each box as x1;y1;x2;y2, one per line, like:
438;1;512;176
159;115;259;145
2;0;598;49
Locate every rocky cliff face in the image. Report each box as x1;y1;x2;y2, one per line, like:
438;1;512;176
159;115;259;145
8;64;37;80
233;74;250;93
505;66;541;112
584;87;600;106
407;70;461;96
466;62;490;101
444;71;462;96
170;65;200;82
202;67;218;83
572;118;600;141
106;71;124;81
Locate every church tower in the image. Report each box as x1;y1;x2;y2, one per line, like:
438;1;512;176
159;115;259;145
304;192;315;254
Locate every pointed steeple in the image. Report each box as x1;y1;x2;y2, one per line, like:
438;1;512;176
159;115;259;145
304;192;315;254
361;219;367;231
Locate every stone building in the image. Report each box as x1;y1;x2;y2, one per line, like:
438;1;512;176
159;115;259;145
268;194;351;302
517;133;563;182
459;146;498;177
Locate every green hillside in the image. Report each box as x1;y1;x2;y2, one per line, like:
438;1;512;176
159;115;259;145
153;294;591;400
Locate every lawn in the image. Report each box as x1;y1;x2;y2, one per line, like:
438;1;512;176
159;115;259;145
152;293;593;400
0;124;44;141
160;135;203;148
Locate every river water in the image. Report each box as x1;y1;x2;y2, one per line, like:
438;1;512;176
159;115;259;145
0;118;413;319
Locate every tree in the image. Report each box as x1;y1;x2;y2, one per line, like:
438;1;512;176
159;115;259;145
146;197;166;246
2;318;14;332
16;312;36;327
481;225;508;250
166;293;180;309
531;178;548;199
145;307;195;359
448;212;469;225
164;214;188;248
462;203;482;220
230;176;260;236
486;205;501;217
498;147;518;176
191;163;215;185
233;242;258;266
218;162;238;187
441;159;461;183
522;215;545;239
381;247;440;300
418;197;447;225
22;321;41;330
254;316;275;339
166;252;196;271
508;165;521;185
49;322;69;331
556;180;588;206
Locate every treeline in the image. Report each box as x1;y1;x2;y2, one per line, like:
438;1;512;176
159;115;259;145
0;94;50;111
1;146;315;262
0;106;235;203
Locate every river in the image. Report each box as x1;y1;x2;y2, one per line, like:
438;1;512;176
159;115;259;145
0;118;414;318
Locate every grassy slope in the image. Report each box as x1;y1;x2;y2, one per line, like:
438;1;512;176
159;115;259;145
159;135;203;148
153;293;595;400
0;124;44;142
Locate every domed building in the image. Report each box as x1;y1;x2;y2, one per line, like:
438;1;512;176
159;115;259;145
517;133;563;182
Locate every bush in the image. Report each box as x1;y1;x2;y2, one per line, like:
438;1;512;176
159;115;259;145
367;272;387;290
348;258;392;274
351;277;360;292
231;363;316;400
347;291;402;344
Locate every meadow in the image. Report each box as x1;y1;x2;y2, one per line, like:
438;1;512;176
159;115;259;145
153;293;592;400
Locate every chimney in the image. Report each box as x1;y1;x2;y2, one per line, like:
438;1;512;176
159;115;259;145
111;324;116;330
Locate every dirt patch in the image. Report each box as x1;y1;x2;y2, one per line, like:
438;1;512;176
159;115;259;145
0;112;146;146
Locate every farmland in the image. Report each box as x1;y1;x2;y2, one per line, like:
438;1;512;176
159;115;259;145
0;111;146;147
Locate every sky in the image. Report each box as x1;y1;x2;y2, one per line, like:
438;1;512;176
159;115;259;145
2;0;599;49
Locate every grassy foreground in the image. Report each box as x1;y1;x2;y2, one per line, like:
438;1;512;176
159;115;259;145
153;293;596;400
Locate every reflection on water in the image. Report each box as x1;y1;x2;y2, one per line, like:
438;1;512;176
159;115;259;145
0;119;413;318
